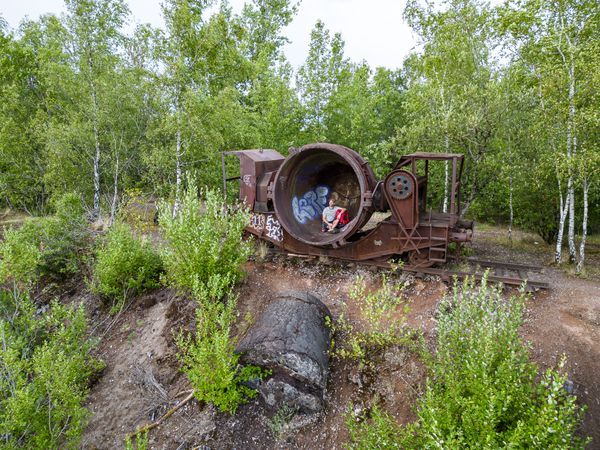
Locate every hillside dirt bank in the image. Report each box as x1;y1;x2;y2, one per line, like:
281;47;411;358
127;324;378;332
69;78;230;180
78;228;600;449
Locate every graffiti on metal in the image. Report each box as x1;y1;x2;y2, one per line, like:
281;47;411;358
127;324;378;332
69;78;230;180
249;213;265;231
265;215;284;242
242;174;252;187
292;186;329;224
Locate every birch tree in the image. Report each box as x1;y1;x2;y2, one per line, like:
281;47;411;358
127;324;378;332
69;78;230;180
63;0;129;219
297;20;349;142
402;0;499;215
503;0;599;265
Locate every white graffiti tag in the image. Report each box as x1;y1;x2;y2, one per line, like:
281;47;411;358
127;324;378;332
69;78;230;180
249;213;265;231
292;186;329;224
242;174;252;187
265;215;284;242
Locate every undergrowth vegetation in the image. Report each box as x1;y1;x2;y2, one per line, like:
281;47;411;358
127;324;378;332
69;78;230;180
328;275;412;364
346;275;589;449
159;178;253;293
346;403;402;450
92;222;162;308
0;193;89;287
164;177;262;413
175;274;265;413
0;287;100;448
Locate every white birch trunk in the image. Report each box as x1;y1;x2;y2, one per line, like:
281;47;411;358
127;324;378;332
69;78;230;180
88;51;101;221
576;177;589;274
172;129;182;218
110;152;119;226
554;171;570;264
566;53;577;264
93;124;101;220
440;73;449;214
92;87;101;220
443;149;449;214
567;175;576;263
507;134;513;244
508;172;513;245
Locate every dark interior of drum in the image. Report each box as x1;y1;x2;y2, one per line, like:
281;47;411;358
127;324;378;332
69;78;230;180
277;150;362;243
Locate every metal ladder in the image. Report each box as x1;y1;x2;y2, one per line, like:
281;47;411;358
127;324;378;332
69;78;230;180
428;224;449;263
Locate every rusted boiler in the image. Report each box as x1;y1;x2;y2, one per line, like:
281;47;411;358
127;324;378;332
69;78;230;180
222;143;473;267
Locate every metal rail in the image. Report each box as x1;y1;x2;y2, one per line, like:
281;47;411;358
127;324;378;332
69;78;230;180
266;249;549;291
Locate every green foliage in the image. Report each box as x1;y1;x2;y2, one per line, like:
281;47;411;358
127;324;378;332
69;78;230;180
346;403;403;450
159;178;252;293
343;276;589;449
175;274;265;414
0;221;42;286
124;430;148;450
92;222;162;302
0;193;89;286
401;275;589;448
328;275;411;364
0;287;100;448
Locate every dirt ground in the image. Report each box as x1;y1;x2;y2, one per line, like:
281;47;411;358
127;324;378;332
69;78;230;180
80;228;600;449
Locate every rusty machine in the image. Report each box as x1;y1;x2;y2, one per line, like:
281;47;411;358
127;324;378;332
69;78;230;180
222;143;473;267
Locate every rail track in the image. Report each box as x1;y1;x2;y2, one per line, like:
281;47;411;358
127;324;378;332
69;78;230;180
267;250;549;291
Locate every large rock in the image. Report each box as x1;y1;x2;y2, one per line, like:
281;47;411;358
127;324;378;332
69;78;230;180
236;291;331;414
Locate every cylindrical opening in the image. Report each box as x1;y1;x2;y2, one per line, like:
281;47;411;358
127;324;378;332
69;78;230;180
273;143;376;246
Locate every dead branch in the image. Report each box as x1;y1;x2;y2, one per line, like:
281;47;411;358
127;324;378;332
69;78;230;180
127;390;196;440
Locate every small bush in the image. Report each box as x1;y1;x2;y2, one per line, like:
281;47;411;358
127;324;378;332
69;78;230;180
344;276;589;449
329;275;411;364
175;274;264;413
0;193;89;286
92;222;162;302
346;403;402;450
0;221;42;286
402;275;589;448
159;178;252;293
0;287;100;448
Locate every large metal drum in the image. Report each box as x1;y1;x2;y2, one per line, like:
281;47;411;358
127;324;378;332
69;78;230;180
272;143;378;246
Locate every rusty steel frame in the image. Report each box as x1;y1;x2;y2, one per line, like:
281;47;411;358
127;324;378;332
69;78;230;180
222;144;473;266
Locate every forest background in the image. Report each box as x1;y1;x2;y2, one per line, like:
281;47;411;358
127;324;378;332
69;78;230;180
0;0;598;272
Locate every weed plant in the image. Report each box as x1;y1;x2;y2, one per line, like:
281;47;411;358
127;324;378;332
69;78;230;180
328;275;412;364
175;274;265;413
346;403;402;450
92;222;162;307
0;287;101;448
268;404;299;438
124;430;149;450
159;177;252;293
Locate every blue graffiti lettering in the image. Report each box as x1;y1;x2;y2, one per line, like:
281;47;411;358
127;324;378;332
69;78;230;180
292;186;329;224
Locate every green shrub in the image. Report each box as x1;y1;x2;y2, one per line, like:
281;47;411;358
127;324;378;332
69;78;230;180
401;275;589;448
159;178;252;293
92;222;162;302
346;403;403;450
329;275;411;364
175;274;264;413
0;221;43;286
344;276;589;449
0;193;89;286
0;287;100;448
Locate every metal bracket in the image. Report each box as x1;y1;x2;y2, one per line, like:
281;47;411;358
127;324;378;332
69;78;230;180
362;191;373;207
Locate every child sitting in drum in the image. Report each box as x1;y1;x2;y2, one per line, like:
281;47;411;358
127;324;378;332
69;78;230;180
321;198;348;233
